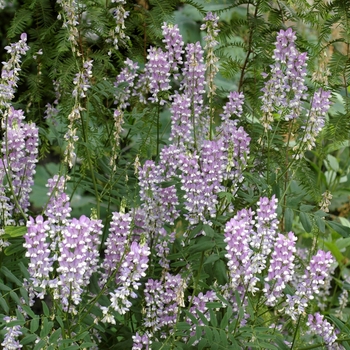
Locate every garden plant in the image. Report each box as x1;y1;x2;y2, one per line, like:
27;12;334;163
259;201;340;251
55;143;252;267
0;0;350;349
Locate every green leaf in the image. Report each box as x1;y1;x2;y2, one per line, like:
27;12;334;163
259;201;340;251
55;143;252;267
42;301;50;317
284;208;293;232
209;308;217;327
336;237;350;250
204;253;219;265
34;340;46;350
213;259;228;285
49;328;62;344
30;317;40;333
4;226;27;238
188;239;213;254
0;296;9;313
203;224;215;237
328;221;350;237
299;204;315;212
21;334;38;346
315;216;326;233
4;241;25;255
0;282;12;291
40;318;53;338
10;290;21;304
1;266;22;286
21;304;36;319
299;212;312;233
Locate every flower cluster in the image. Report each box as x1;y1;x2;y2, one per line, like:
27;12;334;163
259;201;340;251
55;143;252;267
0;33;29;110
306;313;338;347
132;332;152;350
295;88;331;157
285;250;334;320
1;107;38;217
72;60;93;98
101;240;150;320
186;291;218;344
55;215;102;311
260;28;308;129
162;23;184;75
64;60;93;168
200;12;220;97
57;0;80;51
107;0;130;55
143;273;184;335
1;316;23;350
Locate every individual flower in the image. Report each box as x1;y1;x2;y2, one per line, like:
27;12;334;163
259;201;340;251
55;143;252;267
45;175;71;227
319;190;333;213
220;91;244;123
56;0;80;51
72;59;93;98
181;42;207;143
100;211;132;286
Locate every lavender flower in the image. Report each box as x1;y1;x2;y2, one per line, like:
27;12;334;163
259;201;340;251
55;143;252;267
55;215;102;312
101;240;150;320
72;59;93;98
220;91;244;123
132;332;152;350
100;211;132;286
260;28;308;130
218;92;250;184
224;208;256;291
264;232;297;306
200;12;220;97
181;42;207;142
162;23;184;75
294;88;331;158
145;47;171;104
187;290;218;344
107;0;130;55
306;313;338;347
169;94;193;147
57;0;79;51
114;58;139;109
0;33;29;110
45;175;71;226
285;250;334;320
24;216;53;298
1;316;23;350
143;273;184;334
1;107;39;216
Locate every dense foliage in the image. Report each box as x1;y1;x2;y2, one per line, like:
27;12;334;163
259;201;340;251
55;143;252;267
0;0;350;349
